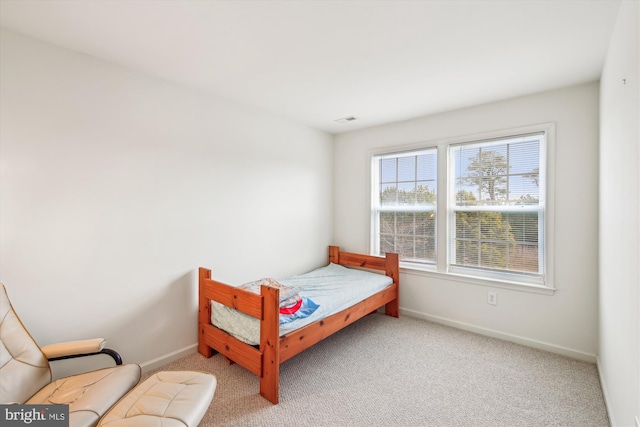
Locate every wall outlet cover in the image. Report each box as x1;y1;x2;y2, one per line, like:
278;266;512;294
487;292;497;305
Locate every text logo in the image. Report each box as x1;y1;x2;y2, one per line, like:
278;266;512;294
1;405;68;426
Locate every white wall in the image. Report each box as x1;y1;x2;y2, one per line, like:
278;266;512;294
598;1;640;426
333;82;600;361
0;29;333;370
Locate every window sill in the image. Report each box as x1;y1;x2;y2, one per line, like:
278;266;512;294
399;264;556;295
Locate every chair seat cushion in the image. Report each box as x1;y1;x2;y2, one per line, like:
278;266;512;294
97;371;216;427
27;364;141;427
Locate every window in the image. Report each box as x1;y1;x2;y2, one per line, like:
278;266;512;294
371;149;437;267
449;133;545;285
371;126;551;289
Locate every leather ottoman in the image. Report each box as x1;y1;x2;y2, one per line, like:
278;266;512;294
97;371;216;427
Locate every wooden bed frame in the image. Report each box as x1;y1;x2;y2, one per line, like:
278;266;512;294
198;245;399;404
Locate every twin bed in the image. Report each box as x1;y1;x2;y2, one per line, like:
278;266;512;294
198;246;399;403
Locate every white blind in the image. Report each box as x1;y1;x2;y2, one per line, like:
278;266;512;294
449;133;545;279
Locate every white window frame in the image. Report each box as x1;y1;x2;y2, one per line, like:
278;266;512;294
370;148;438;269
448;132;546;286
369;123;555;294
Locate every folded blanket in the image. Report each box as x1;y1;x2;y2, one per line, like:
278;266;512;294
239;278;300;304
239;278;319;324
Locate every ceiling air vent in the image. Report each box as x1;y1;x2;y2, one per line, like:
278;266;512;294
334;116;358;124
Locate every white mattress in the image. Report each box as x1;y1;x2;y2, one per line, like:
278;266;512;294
210;262;393;345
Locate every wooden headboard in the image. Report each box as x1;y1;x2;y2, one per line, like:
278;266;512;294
328;245;399;286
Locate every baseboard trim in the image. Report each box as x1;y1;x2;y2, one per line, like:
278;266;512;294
401;308;597;363
139;312;596;373
596;356;615;427
140;343;198;374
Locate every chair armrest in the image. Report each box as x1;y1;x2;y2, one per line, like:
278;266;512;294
41;338;105;358
41;338;123;365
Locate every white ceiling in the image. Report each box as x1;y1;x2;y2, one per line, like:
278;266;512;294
0;0;622;134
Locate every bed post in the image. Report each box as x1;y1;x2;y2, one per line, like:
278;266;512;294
384;252;400;318
329;245;340;264
198;268;214;358
260;285;280;404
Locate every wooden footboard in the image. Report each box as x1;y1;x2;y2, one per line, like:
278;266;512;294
198;246;399;404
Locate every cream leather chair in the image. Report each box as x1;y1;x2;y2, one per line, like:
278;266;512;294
0;283;141;427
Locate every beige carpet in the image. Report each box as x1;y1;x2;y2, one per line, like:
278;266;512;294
147;314;609;427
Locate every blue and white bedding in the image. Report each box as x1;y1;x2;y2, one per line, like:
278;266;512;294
210;263;394;345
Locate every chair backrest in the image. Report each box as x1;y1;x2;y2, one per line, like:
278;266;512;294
0;283;51;403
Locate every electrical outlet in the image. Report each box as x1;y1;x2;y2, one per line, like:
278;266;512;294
487;291;497;305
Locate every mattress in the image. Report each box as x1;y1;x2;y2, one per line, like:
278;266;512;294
210;262;394;345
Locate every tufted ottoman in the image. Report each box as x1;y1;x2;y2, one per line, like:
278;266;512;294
97;371;216;427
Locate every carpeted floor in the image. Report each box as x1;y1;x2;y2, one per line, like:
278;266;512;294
147;314;609;427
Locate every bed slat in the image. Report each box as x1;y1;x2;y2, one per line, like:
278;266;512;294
201;278;263;320
201;323;263;376
338;251;387;270
330;246;392;273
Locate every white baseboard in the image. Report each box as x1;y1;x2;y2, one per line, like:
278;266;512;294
596;356;614;427
139;311;597;374
401;308;597;363
139;343;198;374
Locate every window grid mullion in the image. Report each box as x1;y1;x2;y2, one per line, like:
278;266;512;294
373;149;437;265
